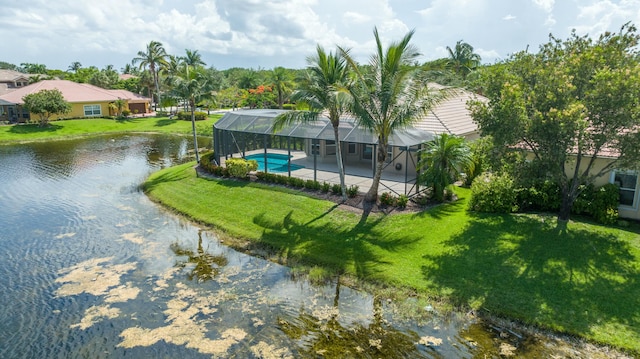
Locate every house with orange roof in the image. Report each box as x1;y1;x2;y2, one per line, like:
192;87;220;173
0;79;151;122
0;69;34;96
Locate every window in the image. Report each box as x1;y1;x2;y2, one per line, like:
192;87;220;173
325;140;336;156
84;104;102;117
311;140;320;155
611;170;638;207
386;146;393;163
362;144;373;160
348;143;356;154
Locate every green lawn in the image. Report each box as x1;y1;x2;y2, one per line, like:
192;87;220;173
0;114;222;144
144;162;640;354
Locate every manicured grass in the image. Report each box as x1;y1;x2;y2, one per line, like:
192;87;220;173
144;162;640;354
0;115;222;144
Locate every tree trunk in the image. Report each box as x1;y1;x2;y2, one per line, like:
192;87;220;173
190;101;200;163
365;146;386;205
558;186;573;222
333;126;347;202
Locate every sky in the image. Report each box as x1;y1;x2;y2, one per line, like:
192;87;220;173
1;0;640;72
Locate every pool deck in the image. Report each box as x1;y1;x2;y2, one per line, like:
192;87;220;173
219;149;421;197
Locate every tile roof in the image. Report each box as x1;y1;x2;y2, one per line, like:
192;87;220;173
414;83;487;138
0;69;32;82
0;80;149;104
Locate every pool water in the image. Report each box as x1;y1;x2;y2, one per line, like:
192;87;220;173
245;153;304;173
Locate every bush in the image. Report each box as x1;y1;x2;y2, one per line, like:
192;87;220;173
517;179;561;212
321;182;330;193
380;192;396;206
177;111;207;121
225;158;258;179
346;185;359;198
469;172;518;213
331;184;342;195
288;176;305;188
590;183;619;224
304;179;321;190
121;109;131;117
397;194;409;209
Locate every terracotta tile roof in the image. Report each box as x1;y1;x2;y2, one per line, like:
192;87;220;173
414;83;487;138
0;80;149;104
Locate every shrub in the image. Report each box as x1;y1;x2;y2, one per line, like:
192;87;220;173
225;158;258;179
397;194;409;208
469;172;518;213
304;179;321;190
275;174;289;185
177;111;207;121
255;171;267;181
331;184;342;195
517;179;561;212
121;109;131;117
321;182;330;193
380;192;396;206
590;183;619;224
346;185;359;198
288;176;305;188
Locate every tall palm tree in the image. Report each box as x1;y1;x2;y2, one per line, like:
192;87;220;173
419;133;472;202
273;46;351;201
446;40;481;79
133;41;168;110
169;65;212;163
270;66;294;109
182;49;206;68
341;28;445;206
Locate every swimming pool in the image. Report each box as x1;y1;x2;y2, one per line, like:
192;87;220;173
245;153;305;173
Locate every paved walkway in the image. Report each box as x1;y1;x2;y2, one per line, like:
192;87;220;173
220;149;422;197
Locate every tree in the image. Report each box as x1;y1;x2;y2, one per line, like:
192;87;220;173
341;28;445;206
270;66;294;109
133;40;168;110
273;46;351;200
22;89;71;127
20;63;47;74
419;133;471;202
469;23;640;222
109;98;127;118
446;40;481;79
181;49;206;68
168;64;213;163
68;61;82;73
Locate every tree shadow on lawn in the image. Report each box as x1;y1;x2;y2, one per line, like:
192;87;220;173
154;118;177;127
9;123;62;134
252;209;421;281
421;213;640;348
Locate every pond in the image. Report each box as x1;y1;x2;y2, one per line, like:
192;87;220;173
0;134;616;358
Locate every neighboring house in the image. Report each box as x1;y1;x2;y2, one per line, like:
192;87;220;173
0;69;34;96
0;80;151;122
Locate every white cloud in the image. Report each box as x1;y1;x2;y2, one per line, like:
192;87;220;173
532;0;555;13
503;14;517;21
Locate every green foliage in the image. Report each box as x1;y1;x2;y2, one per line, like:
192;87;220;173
346;185;359;198
470;23;640;220
225;158;258;179
590;184;620;224
331;183;342;195
419;133;471;202
516;180;561;212
321;182;330;193
397;194;409;209
22;89;72;126
380;192;396;206
304;179;321;190
287;176;305;188
177;111;207;121
121;109;131;117
469;172;518;213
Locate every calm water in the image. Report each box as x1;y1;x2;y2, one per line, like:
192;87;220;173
0;134;608;358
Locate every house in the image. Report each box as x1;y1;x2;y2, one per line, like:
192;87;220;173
213;84;488;196
0;79;151;122
0;69;34;96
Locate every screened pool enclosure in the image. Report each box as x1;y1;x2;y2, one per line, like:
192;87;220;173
213;109;435;196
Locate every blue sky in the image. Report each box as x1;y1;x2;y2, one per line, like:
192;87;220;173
1;0;639;71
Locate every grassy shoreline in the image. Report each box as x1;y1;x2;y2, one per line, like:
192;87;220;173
144;162;640;354
0;115;222;144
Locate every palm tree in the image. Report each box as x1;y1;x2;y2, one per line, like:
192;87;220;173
446;40;481;79
169;65;213;163
419;133;471;202
270;66;294;109
273;46;351;201
341;28;445;206
133;41;168;110
182;49;206;68
68;61;82;73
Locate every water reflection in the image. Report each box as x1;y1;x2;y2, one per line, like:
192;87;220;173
171;231;229;281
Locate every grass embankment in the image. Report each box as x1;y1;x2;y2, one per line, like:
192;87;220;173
144;162;640;354
0;115;222;144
